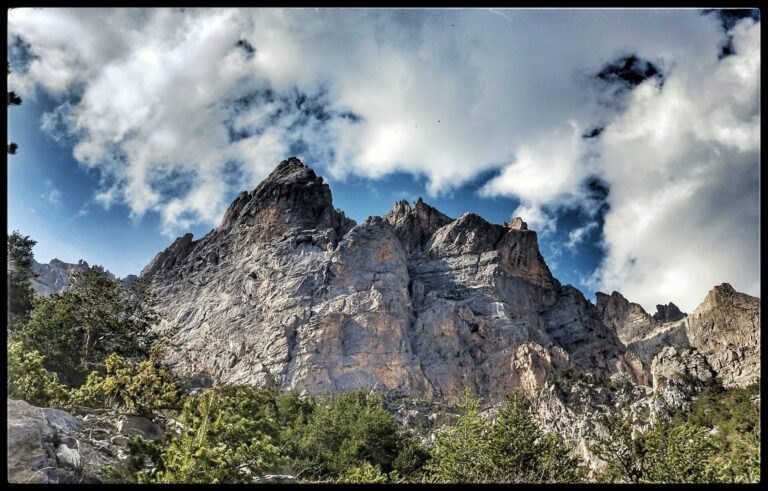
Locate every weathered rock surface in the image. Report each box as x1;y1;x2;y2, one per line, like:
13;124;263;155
652;302;686;323
31;258;94;295
142;157;646;404
595;290;659;345
606;283;760;389
684;283;760;388
625;320;690;368
6;399;128;483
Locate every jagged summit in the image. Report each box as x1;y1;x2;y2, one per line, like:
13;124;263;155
652;302;686;323
138;157;759;405
384;197;453;253
218;157;341;232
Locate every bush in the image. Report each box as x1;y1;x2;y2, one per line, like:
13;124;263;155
152;386;282;483
71;352;184;416
283;390;413;481
336;461;389;484
427;389;585;483
7;340;70;407
643;421;716;483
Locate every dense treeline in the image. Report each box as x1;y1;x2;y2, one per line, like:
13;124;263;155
6;231;761;483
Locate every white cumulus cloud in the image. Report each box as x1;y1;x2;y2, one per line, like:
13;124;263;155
7;8;760;311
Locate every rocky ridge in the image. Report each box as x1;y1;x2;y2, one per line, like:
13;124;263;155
142;157;661;404
8;157;759;481
140;157;760;407
31;258;137;296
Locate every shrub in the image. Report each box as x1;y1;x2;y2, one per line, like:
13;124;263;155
7;340;69;407
17;268;158;385
428;389;585;483
71;352;184;416
336;461;389;484
283;390;410;481
152;386;282;483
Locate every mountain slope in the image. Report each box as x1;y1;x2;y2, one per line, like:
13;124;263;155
142;158;649;403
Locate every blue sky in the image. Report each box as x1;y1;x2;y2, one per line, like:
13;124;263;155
8;94;603;291
7;8;760;311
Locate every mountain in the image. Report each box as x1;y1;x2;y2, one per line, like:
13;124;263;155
31;258;138;295
141;157;760;407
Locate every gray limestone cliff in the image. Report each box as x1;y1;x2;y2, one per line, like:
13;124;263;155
140;157;759;409
141;157;650;404
684;283;760;388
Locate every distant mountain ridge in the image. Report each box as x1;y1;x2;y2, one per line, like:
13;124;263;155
31;257;138;295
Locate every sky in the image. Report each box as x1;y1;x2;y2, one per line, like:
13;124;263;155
6;8;760;313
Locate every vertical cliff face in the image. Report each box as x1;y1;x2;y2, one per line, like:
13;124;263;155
141;157;759;404
141;158;651;403
683;284;760;388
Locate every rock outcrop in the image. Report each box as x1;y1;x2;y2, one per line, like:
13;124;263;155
605;283;760;389
595;290;658;345
6;399;129;483
684;284;760;388
142;157;646;404
652;302;686;323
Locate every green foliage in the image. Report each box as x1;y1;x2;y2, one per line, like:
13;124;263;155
17;268;158;385
101;436;166;483
643;421;716;483
391;440;431;482
591;413;646;483
7;231;37;328
7;340;70;407
284;390;410;481
686;382;760;483
426;389;494;483
336;461;389;484
427;389;584;483
489;393;586;482
151;385;281;483
593;384;761;484
71;352;184;416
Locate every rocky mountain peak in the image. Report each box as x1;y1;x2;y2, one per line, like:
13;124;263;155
137;156;759;409
31;258;126;296
217;157;351;237
595;290;656;344
384;197;453;253
652;302;686;323
705;282;736;301
505;217;528;230
683;284;759;388
141;233;195;277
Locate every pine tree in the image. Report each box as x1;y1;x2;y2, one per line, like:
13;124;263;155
7;231;38;329
17;267;158;385
426;389;495;483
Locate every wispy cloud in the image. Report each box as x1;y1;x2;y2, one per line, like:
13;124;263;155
566;222;599;251
74;203;91;218
42;179;63;208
